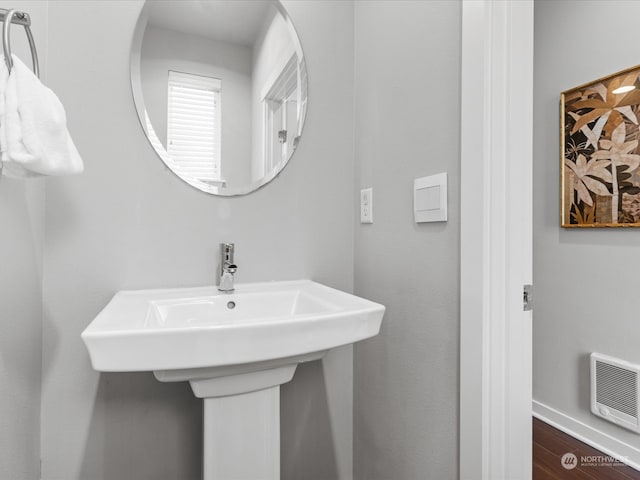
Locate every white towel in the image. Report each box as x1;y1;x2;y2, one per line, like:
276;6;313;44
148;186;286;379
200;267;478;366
0;54;83;178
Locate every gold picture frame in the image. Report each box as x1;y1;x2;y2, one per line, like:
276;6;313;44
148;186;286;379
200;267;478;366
561;64;640;227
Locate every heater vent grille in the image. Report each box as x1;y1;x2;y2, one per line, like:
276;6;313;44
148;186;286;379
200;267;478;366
591;353;640;434
595;361;638;418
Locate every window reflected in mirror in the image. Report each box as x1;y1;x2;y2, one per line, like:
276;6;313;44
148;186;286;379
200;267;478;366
167;71;223;186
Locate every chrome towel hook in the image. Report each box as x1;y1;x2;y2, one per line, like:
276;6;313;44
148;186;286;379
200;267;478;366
1;8;39;78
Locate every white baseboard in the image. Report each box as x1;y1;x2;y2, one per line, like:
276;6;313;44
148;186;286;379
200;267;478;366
533;400;640;471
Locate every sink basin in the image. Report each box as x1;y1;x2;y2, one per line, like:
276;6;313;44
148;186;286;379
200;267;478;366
82;280;384;373
81;279;384;480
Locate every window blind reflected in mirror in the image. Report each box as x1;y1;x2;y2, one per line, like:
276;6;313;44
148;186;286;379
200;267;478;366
167;71;222;182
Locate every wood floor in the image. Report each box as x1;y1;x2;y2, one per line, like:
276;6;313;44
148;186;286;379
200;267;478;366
533;417;640;480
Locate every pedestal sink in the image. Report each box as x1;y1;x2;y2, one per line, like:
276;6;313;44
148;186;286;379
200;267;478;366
81;280;384;480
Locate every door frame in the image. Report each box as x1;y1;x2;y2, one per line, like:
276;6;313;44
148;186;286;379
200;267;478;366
459;1;534;479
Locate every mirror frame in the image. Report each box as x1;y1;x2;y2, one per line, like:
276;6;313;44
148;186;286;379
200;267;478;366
130;0;308;196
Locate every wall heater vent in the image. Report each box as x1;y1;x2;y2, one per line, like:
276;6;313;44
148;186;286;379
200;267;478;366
591;353;640;434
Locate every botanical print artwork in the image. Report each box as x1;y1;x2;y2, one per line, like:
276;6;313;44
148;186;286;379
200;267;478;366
562;66;640;227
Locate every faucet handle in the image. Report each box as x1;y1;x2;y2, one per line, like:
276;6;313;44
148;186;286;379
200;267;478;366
220;243;235;263
218;243;237;292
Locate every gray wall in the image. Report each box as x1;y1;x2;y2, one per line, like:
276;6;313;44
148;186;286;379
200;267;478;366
352;1;461;479
40;1;355;479
534;0;640;456
0;1;46;478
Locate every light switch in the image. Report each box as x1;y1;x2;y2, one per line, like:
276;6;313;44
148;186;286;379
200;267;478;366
415;185;441;212
360;188;373;224
414;173;447;223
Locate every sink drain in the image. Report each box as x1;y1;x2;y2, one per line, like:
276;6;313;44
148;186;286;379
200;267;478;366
227;301;236;309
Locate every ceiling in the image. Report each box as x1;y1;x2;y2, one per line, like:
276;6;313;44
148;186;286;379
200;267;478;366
147;0;273;47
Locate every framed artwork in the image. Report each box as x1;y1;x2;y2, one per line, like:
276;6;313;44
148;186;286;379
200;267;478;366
561;65;640;227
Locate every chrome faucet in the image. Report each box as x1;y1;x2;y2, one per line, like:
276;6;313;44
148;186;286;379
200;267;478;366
218;243;237;292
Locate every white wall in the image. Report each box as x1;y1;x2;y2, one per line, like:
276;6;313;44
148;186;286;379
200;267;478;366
534;0;640;465
352;1;461;479
40;1;354;479
0;1;46;478
140;25;253;186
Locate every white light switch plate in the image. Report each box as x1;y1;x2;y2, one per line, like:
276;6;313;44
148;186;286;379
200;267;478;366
360;188;373;224
414;173;447;223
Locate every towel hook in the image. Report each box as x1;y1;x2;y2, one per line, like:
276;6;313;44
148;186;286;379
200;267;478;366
1;9;39;78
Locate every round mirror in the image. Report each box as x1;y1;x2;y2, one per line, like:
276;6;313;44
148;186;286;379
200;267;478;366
130;0;308;196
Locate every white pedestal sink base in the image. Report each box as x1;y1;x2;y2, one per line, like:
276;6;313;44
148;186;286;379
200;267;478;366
204;386;280;480
188;365;297;480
